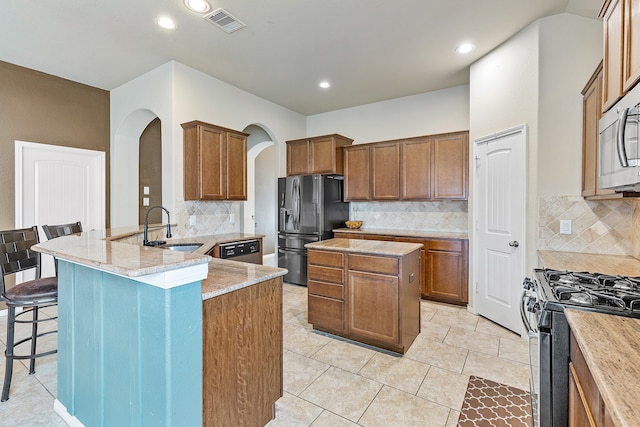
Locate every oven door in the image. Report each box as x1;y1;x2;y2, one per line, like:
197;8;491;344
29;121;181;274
521;290;540;426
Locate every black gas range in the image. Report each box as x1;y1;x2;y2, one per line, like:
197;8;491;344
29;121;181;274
522;268;640;427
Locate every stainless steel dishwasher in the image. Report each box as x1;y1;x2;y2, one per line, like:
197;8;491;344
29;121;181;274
218;239;261;264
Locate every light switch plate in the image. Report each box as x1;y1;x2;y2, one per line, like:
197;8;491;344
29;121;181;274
143;186;150;195
229;213;235;224
143;197;150;206
560;219;572;234
189;215;196;226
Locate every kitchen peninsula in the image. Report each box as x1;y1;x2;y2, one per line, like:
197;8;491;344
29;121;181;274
33;227;286;427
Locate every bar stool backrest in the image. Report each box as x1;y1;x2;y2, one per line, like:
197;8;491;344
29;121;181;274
42;221;82;240
0;226;41;299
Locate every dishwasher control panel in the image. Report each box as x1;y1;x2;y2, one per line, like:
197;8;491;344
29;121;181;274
218;239;261;264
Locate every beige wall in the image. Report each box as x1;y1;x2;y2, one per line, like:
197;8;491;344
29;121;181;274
0;60;111;230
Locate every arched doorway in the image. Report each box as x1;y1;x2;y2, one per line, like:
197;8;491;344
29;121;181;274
243;125;277;263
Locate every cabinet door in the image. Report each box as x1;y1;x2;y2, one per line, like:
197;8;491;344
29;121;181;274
432;133;468;200
310;137;336;174
199;126;226;200
624;0;640;91
287;140;310;176
402;138;431;200
603;0;624;111
344;145;371;201
371;142;401;200
226;132;247;200
346;270;399;346
425;239;468;304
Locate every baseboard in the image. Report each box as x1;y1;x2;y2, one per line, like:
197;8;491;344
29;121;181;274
54;399;85;427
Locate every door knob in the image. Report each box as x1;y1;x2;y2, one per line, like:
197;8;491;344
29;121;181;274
509;241;519;248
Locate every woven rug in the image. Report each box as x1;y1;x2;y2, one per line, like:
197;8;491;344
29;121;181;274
457;376;532;427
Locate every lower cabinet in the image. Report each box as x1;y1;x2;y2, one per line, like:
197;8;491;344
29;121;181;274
307;248;420;353
569;331;615;427
333;232;468;305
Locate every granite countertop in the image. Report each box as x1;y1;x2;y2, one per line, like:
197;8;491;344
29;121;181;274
537;250;640;276
33;229;285;298
565;309;640;427
334;227;468;240
306;238;423;256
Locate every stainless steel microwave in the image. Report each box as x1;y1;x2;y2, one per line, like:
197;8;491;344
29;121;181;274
598;83;640;191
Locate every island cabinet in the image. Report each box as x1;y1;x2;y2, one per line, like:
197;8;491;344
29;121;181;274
286;134;353;176
306;239;421;354
182;120;248;201
569;330;615;427
343;131;468;202
601;0;640;112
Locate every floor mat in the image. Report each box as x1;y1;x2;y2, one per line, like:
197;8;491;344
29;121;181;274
457;376;532;427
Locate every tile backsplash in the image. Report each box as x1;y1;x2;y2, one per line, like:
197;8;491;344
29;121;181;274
350;201;468;232
172;200;241;238
539;196;637;255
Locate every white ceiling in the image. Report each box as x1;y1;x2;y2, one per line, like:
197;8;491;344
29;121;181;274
0;0;603;116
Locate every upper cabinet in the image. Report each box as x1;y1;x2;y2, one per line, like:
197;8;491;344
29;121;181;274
344;131;469;202
286;134;353;176
601;0;640;111
182;120;248;201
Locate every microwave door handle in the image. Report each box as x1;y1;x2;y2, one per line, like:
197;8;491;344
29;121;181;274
617;107;630;167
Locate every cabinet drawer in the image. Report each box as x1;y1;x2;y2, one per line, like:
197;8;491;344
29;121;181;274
308;295;343;332
308;280;343;300
308;265;343;284
308;250;344;268
348;254;398;275
428;239;462;252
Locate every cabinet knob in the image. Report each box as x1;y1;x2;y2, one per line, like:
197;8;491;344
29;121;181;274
409;273;414;283
509;241;519;248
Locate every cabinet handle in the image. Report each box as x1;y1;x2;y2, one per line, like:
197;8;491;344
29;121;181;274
409;273;414;283
509;241;519;248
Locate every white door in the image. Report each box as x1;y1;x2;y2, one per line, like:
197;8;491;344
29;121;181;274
15;141;106;278
473;125;527;335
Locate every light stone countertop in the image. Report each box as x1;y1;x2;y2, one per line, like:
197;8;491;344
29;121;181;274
306;238;423;256
33;229;286;298
537;250;640;276
565;309;640;427
333;227;468;240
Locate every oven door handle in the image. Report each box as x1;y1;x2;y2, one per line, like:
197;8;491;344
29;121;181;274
520;291;534;334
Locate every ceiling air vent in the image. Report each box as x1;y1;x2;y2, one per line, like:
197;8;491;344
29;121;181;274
204;8;246;33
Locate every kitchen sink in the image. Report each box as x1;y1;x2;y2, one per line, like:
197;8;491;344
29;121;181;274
161;243;203;252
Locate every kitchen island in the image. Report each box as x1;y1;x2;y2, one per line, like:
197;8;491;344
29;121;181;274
33;228;286;427
305;238;422;353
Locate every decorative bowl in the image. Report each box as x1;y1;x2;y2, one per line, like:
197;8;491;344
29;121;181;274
345;220;363;229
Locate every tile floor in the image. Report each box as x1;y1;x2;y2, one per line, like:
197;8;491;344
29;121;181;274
0;284;530;426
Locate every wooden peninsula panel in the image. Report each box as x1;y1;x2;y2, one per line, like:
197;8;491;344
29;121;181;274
202;278;283;427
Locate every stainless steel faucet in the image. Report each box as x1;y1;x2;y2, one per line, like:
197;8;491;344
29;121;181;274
143;205;172;247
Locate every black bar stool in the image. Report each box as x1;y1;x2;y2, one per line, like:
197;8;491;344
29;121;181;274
0;226;57;402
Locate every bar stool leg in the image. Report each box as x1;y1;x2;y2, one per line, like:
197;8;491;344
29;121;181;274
29;306;38;374
2;306;16;402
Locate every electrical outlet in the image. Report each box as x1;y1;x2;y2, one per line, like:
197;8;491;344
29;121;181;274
229;213;235;224
189;215;196;226
143;197;149;206
559;219;572;235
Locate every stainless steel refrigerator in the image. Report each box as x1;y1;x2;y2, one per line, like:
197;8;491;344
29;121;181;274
277;174;349;285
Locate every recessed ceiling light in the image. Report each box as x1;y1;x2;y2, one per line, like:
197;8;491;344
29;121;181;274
184;0;210;13
456;43;475;54
319;81;331;89
157;16;177;30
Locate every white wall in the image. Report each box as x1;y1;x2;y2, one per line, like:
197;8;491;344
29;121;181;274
538;14;602;197
110;61;306;233
307;85;469;144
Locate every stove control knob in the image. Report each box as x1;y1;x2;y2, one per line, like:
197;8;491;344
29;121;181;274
523;277;533;290
527;297;539;313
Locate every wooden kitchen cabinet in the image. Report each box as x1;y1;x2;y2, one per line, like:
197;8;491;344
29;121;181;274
582;63;617;199
601;0;640;111
307;244;421;354
371;141;401;200
569;331;615;427
343;144;371;200
333;231;469;305
286;134;353;176
424;239;469;305
432;132;468;199
343;131;468;202
182;120;248;201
